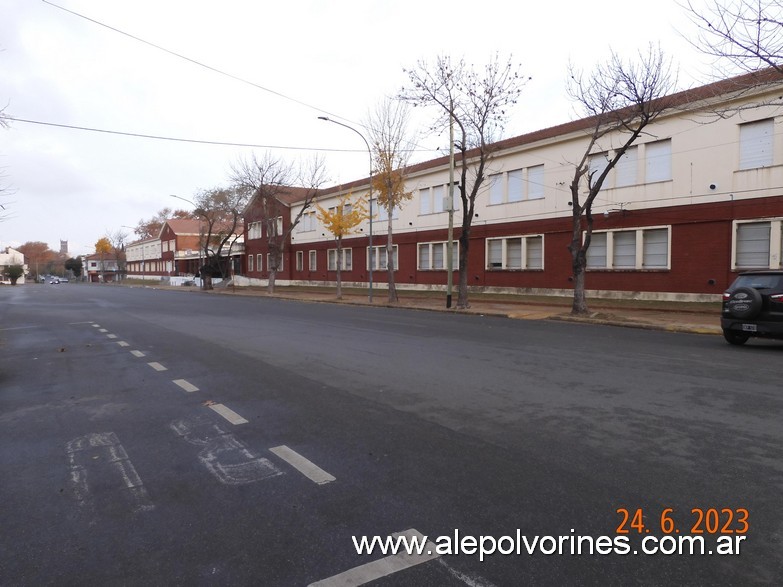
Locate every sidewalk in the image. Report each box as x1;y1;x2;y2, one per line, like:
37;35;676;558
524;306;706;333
190;283;723;336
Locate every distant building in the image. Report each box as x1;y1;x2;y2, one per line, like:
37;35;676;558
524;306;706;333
85;253;119;283
60;240;68;255
0;247;27;284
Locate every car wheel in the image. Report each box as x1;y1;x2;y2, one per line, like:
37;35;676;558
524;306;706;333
726;286;763;319
723;330;749;345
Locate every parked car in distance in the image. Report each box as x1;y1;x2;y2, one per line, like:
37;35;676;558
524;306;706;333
49;277;60;284
721;270;783;345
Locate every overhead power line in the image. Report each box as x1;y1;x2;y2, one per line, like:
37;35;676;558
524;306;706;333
41;0;354;125
5;116;370;152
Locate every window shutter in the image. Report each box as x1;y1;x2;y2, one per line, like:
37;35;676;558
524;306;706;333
740;119;773;169
646;140;672;182
508;170;524;202
488;174;503;205
432;244;444;269
736;222;771;267
506;238;522;269
527;165;545;199
526;236;543;269
488;240;503;268
586;233;607;268
418;244;430;270
642;229;668;268
616;146;638;187
613;231;636;268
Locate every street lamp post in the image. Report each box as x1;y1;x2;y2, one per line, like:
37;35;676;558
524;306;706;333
318;116;374;303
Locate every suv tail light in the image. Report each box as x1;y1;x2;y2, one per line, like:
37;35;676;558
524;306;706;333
722;292;732;301
771;294;783;303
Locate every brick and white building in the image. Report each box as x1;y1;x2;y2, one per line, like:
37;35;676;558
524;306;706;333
241;69;783;301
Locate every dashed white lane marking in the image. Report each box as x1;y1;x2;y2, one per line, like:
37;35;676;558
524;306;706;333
98;328;108;333
147;362;167;371
107;334;118;339
269;445;335;485
173;379;199;393
130;350;146;358
91;324;100;328
309;529;438;587
117;341;130;347
208;403;248;425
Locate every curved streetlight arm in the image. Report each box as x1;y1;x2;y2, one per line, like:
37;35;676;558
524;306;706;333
318;116;374;303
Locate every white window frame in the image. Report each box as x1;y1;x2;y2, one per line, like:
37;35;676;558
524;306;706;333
266;253;283;272
300;211;316;232
731;218;783;270
308;250;317;271
485;235;544;270
296;250;304;272
739;118;774;170
367;244;398;271
328;248;352;271
417;241;459;270
256;254;263;272
248;254;254;272
645;139;672;183
486;165;545;204
584;226;671;270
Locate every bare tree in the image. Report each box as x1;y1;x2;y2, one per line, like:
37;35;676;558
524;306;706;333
683;0;783;76
232;153;326;294
192;186;249;290
566;46;677;315
107;228;129;279
1;105;12;222
400;53;529;308
366;98;415;303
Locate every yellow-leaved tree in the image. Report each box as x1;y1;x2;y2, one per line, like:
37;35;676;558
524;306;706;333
368;98;414;303
316;194;369;299
95;237;112;282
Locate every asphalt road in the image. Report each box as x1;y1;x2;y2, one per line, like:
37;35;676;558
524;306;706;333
1;284;781;586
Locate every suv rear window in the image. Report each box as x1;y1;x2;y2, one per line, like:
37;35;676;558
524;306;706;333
732;274;783;290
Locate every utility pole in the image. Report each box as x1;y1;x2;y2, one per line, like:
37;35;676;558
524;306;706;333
446;111;455;309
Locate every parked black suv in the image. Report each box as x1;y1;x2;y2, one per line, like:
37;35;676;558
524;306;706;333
721;270;783;345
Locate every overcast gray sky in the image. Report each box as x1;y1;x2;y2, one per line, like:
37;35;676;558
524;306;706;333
1;0;715;256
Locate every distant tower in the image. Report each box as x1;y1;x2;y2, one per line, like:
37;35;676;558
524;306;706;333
60;240;68;255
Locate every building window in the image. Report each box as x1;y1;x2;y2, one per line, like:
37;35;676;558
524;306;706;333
589;153;611;188
418;242;458;270
645;140;672;183
248;254;254;272
368;245;398;271
615;146;638;187
256;254;263;272
733;219;783;269
300;211;316;232
485;235;544;270
308;250;317;271
328;248;352;271
419;185;459;214
372;199;400;222
267;253;283;272
248;221;262;240
739;118;774;170
488;165;545;204
296;251;304;272
586;227;671;270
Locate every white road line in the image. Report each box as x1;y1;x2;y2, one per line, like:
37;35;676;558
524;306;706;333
309;529;438;587
130;350;146;358
147;362;167;371
91;324;100;328
269;445;335;485
208;404;248;425
98;328;108;333
173;379;199;393
117;341;130;347
106;334;118;339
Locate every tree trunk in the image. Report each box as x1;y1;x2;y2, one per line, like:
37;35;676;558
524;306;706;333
268;270;277;294
457;230;471;309
336;237;343;300
386;215;398;303
569;239;589;315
